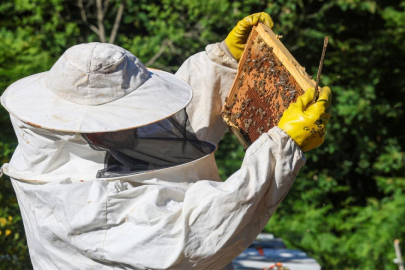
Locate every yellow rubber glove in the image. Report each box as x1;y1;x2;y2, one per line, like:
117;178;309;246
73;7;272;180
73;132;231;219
224;12;274;61
278;87;332;152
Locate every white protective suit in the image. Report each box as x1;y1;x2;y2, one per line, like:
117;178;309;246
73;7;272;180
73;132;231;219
1;43;305;269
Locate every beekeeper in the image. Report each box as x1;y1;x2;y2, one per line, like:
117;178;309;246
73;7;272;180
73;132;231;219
0;12;331;270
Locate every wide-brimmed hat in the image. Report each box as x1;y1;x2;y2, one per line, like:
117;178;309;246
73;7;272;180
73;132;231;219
1;43;192;133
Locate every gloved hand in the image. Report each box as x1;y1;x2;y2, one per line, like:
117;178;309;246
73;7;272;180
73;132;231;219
224;12;274;61
278;87;332;152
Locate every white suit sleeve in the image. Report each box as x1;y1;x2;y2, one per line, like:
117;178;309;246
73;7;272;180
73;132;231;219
176;43;238;145
181;126;305;269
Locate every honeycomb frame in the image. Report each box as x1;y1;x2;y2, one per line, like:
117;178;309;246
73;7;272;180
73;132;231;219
222;23;317;149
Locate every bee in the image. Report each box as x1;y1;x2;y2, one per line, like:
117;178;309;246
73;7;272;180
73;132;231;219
221;110;229;116
231;115;237;123
259;44;265;51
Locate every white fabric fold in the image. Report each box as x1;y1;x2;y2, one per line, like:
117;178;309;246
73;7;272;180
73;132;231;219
10;127;304;270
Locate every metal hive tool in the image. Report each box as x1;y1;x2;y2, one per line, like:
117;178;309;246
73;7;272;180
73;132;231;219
222;23;318;149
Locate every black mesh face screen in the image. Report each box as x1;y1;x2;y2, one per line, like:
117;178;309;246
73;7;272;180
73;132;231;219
86;129;139;150
83;109;215;178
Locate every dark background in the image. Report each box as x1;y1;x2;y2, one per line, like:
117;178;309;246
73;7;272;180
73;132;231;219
0;0;404;269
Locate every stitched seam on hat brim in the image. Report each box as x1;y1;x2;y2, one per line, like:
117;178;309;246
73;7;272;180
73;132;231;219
73;68;149;106
63;53;127;75
86;43;99;102
90;54;127;73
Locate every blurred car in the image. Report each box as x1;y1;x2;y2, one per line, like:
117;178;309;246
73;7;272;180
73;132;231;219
233;234;321;270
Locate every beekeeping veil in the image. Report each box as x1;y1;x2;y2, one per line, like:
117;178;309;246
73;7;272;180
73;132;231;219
1;43;214;181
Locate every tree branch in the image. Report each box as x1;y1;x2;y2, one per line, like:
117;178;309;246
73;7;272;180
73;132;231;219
78;0;101;36
86;0;94;9
145;39;173;67
96;0;106;42
78;0;88;23
89;25;102;36
102;0;110;18
307;2;334;19
109;2;124;44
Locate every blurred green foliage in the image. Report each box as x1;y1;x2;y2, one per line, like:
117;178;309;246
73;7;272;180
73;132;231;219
0;0;404;269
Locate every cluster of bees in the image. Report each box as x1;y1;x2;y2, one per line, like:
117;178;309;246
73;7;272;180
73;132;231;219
223;35;301;142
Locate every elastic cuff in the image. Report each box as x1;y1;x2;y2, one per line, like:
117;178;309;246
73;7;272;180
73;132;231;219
269;126;306;162
205;43;238;69
220;41;237;62
269;126;300;149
